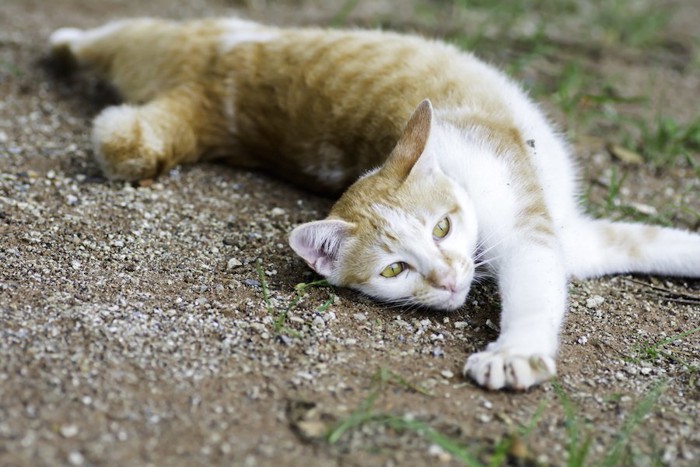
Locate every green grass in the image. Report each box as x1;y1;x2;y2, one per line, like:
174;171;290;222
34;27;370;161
553;381;666;466
448;0;669;48
255;259;334;334
602;166;628;217
600;382;667;466
328;372;667;465
326;367;484;466
588;0;672;47
554;383;594;466
329;0;360;26
584;161;700;227
623;116;700;168
630;326;700;387
636;326;700;362
0;59;23;78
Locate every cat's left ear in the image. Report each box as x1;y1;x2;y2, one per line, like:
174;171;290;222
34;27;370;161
382;99;434;180
288;219;353;277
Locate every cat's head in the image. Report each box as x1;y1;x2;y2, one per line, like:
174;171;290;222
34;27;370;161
289;100;478;310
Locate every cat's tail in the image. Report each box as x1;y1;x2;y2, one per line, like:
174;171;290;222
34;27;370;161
561;218;700;279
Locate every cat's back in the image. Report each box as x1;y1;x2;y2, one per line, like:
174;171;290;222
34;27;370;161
212;22;521;192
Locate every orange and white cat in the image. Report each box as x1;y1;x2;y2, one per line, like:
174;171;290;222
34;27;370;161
49;18;700;390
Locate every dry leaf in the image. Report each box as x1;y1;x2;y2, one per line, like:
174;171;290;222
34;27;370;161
606;143;644;165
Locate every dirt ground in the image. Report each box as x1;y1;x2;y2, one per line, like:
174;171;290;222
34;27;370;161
1;0;698;466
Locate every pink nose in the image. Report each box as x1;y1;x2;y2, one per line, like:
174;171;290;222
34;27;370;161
435;277;457;293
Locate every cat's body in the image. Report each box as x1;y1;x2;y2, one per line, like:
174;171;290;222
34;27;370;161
49;18;700;390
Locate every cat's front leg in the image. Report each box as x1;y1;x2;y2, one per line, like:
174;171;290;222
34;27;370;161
464;240;567;390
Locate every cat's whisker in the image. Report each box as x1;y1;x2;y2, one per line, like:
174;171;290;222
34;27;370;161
472;273;497;285
472;231;518;262
384;296;422;311
473;228;501;253
474;256;501;269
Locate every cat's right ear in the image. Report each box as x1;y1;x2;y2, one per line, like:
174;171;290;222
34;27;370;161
382;99;433;180
288;219;353;277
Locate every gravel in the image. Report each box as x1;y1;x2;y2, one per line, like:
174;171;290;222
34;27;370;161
1;0;699;465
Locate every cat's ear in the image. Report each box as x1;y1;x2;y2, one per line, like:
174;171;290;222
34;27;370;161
289;219;353;277
382;99;434;180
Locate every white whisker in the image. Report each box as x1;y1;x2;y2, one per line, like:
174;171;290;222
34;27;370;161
472;230;517;262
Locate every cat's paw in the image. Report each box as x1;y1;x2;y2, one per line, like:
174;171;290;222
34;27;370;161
92;105;163;181
463;350;556;391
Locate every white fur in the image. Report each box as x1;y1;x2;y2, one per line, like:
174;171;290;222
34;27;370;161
218;19;279;53
425;77;699;389
51;21;135;59
49;27;83;49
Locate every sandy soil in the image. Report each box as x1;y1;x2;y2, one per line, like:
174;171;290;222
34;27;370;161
1;1;698;465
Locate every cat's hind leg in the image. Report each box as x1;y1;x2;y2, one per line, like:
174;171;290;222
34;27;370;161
49;19;199;103
562;219;700;279
49;20;140;74
92;86;207;180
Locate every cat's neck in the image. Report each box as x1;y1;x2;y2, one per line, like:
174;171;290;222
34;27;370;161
433;112;527;180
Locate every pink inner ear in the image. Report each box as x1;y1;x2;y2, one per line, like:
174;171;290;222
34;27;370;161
288;219;351;277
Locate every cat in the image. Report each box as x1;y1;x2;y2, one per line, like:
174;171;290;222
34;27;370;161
49;18;700;391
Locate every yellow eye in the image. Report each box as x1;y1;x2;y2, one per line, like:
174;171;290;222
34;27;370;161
380;262;407;278
432;216;451;239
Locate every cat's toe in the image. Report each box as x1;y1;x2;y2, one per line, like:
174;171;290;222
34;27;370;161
463;351;556;391
465;352;505;390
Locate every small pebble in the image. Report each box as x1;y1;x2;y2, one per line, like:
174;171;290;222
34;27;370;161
60;424;79;438
427;444;451;462
227;258;243;270
586;295;605;308
68;451;84;466
312;316;325;329
270;207;285;216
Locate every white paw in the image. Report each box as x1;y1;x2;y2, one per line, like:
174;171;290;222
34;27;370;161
463;350;556;391
92;105;162;180
49;28;83;49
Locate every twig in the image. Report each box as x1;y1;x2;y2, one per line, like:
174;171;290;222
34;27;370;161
623;277;700;301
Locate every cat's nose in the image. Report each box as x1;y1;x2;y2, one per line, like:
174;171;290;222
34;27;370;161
427;268;458;292
436;277;457;293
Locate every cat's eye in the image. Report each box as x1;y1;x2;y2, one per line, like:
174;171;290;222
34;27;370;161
380;261;407;278
432;216;451;240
